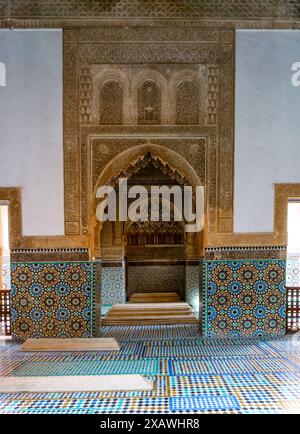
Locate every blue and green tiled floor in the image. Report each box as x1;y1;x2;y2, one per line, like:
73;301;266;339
1;325;300;414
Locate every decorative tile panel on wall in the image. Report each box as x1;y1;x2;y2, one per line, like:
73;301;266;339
1;253;10;289
127;263;185;298
11;262;94;341
185;265;200;314
91;260;101;337
286;254;300;287
101;265;125;305
204;260;286;337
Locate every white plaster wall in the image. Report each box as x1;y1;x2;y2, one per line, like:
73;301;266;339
0;30;64;236
288;202;300;253
235;30;300;233
0;205;9;249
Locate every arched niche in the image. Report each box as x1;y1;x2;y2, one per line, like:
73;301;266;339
92;67;131;124
99;79;123;125
138;80;161;125
175;80;200;125
89;144;205;259
168;69;206;125
131;70;169;124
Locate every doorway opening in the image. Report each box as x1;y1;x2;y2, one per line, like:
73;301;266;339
92;149;203;328
0;203;11;338
286;199;300;333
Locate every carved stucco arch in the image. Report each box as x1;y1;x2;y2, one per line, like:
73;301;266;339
89;143;204;256
92;67;131;124
93;143;202;200
131;69;169;124
168;69;206;124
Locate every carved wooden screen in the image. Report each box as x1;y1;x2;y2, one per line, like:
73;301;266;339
286;287;300;333
127;221;184;245
0;289;11;336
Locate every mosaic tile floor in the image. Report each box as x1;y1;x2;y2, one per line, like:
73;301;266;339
1;325;300;414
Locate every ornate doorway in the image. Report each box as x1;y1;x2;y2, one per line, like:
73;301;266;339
90;145;204;327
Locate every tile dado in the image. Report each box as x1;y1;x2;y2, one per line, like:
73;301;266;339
204;259;286;337
186;265;201;315
10;259;288;339
10;262;98;341
101;265;126;306
127;263;185;298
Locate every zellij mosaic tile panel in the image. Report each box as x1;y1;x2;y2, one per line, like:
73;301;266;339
10;262;94;340
204;260;286;337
